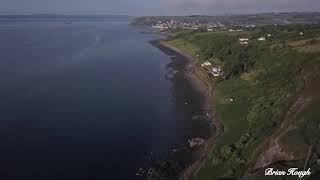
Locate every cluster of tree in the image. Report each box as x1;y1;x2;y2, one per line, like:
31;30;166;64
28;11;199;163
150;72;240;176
184;34;264;78
178;24;320;79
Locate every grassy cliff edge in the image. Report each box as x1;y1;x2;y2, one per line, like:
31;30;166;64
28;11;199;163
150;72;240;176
163;25;320;180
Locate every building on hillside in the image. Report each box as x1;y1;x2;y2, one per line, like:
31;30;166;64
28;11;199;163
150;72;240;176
239;38;249;45
239;38;249;41
229;29;243;32
209;66;224;77
258;37;266;41
201;61;212;67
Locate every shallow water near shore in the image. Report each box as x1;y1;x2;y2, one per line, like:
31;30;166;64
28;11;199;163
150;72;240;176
0;18;211;180
149;40;212;179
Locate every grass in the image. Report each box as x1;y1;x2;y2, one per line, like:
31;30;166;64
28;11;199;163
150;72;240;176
197;30;249;36
214;78;251;145
295;98;320;148
294;44;320;53
195;77;251;180
163;25;320;180
287;37;320;46
166;38;200;58
286;37;320;53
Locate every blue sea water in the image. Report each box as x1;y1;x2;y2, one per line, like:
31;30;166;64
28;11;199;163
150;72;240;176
0;19;178;179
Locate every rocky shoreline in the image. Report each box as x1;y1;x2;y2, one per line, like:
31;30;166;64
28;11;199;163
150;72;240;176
146;39;224;180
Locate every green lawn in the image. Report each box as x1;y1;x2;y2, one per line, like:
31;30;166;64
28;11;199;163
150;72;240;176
166;38;200;58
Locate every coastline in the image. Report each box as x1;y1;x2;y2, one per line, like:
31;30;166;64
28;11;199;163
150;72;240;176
150;39;224;180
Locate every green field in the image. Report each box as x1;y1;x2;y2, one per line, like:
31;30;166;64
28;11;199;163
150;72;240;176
165;24;320;180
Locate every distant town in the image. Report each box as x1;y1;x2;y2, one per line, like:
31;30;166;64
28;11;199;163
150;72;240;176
150;19;256;31
133;12;319;78
133;12;320;31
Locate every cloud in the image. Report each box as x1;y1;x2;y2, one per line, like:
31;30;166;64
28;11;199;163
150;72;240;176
163;0;320;14
0;0;319;15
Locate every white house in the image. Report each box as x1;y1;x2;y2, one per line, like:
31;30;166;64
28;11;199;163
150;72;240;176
239;38;249;41
300;32;304;36
201;61;212;67
258;37;266;41
239;38;249;45
268;34;272;37
207;28;214;32
239;38;249;42
210;66;224;77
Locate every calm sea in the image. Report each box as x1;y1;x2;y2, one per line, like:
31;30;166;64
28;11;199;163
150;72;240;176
0;18;178;179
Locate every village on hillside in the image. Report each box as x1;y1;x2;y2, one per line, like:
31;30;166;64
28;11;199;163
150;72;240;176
140;14;317;81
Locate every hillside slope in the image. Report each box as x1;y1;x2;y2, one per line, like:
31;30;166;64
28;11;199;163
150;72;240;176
164;24;320;180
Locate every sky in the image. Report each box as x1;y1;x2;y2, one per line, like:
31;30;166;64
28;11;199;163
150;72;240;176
0;0;319;16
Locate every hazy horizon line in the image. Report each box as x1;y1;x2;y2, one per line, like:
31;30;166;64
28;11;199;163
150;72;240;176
0;10;319;17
